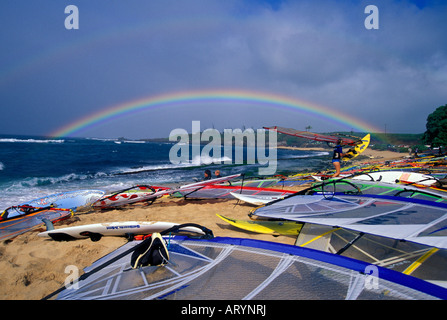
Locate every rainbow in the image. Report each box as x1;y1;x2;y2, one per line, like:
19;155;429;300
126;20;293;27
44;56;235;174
50;89;382;138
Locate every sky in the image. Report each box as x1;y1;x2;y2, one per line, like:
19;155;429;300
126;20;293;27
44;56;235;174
0;0;446;139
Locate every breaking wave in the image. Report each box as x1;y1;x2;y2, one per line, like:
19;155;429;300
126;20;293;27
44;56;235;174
6;172;108;189
0;138;64;143
288;151;329;158
191;155;232;165
116;155;233;175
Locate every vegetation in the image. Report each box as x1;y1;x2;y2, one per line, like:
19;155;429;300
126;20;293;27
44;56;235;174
145;103;447;154
422;104;447;147
145;130;426;153
275;131;424;153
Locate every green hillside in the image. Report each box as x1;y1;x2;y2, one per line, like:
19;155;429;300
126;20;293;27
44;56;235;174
146;130;426;153
276;131;425;152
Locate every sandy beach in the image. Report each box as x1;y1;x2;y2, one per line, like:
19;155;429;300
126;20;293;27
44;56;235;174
0;148;404;300
277;146;406;163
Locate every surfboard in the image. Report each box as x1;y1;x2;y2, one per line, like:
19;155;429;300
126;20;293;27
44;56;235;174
229;192;289;205
21;190;105;212
216;214;303;236
342;133;370;161
38;221;205;241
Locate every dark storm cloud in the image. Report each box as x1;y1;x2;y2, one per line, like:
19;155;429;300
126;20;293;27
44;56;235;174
0;0;446;138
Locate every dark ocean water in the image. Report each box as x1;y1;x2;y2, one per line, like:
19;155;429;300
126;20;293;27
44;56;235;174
0;135;330;210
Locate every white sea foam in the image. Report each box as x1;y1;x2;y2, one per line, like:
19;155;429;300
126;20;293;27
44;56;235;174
87;137;118;141
117;155;232;174
0;172;109;210
87;137;145;144
191;155;232;165
0;162;3;170
117;163;191;174
0;138;64;143
288;151;329;158
113;140;145;144
6;172;108;190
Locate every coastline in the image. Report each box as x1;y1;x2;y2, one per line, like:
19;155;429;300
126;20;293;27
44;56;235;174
0;196;302;300
277;145;405;162
0;148;405;300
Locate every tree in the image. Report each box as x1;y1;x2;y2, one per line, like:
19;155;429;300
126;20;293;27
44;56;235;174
423;104;447;147
305;125;312;132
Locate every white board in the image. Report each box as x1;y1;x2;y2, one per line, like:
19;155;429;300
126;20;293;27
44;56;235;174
352;171;437;186
230;192;286;205
38;221;205;241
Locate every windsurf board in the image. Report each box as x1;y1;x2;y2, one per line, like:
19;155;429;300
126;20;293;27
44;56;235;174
351;171;438;186
216;214;303;236
38;221;205;241
230;192;288;205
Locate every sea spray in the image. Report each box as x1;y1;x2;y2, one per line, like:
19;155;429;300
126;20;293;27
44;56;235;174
169;121;277;175
0;134;327;210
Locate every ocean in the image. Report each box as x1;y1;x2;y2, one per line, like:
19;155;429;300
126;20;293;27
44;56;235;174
0;135;330;210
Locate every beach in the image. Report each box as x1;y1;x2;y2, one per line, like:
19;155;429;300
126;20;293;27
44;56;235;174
277;146;406;163
0;148;404;300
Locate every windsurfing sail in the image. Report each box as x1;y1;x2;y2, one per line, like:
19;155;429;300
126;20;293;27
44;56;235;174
0;205;73;241
173;185;295;200
264;126;362;147
93;174;241;209
342;134;370;161
294;223;447;286
19;190;105;212
92;185;171;209
299;178;447;203
175;173;241;193
229;178;281;188
47;236;447;300
251;193;447;249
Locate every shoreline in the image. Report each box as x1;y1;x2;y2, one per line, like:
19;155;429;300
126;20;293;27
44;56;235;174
277;145;405;162
0;148;406;300
0;197;302;300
